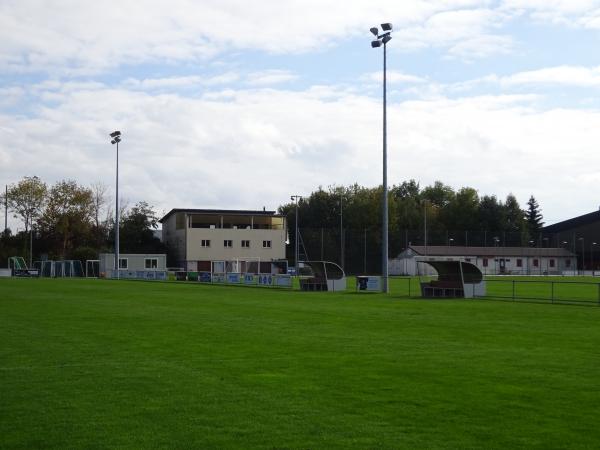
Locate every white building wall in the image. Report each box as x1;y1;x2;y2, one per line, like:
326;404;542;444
186;228;286;262
390;254;574;276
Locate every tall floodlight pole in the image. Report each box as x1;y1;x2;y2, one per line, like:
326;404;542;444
29;217;33;267
4;185;7;235
371;23;393;293
339;194;344;270
110;131;121;279
291;195;302;273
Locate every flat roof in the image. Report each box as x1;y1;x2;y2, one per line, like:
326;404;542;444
159;208;283;223
543;210;600;233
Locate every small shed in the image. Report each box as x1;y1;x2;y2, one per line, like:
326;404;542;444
99;253;167;277
416;256;486;298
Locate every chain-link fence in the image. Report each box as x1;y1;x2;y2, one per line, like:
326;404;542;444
287;228;600;275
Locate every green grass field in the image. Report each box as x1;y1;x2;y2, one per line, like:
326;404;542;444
2;278;600;449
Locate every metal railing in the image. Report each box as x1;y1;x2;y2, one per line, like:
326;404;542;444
389;276;600;306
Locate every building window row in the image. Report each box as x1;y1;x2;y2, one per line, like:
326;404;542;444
201;239;272;249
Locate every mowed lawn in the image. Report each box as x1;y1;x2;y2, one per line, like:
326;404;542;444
1;279;600;449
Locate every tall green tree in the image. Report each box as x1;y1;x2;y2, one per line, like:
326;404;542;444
525;195;544;239
4;176;47;232
118;201;164;253
38;180;94;258
478;195;506;233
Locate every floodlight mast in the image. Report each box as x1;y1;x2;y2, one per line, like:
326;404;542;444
110;130;121;279
291;195;302;273
370;23;392;293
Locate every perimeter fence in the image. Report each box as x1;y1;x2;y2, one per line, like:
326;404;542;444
388;276;600;306
292;228;600;276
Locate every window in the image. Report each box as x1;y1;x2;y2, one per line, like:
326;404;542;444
241;240;250;248
263;240;271;248
145;258;158;269
119;258;128;269
533;259;539;267
482;258;488;267
516;259;522;267
566;259;571;268
224;240;233;248
549;259;555;268
201;239;211;247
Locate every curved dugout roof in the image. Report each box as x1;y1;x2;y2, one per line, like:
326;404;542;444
417;259;483;284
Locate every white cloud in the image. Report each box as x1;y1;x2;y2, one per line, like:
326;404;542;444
500;65;600;87
393;7;513;58
1;82;600;229
246;70;298;86
122;73;240;90
446;34;514;60
500;1;600;27
0;0;538;74
363;70;427;84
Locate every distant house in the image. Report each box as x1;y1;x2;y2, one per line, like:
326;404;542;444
390;246;576;276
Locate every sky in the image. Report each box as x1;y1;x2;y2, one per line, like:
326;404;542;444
1;0;600;231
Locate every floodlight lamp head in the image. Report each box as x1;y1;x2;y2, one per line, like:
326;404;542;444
111;136;121;144
382;35;392;44
381;23;392;31
370;27;378;36
110;130;121;138
371;40;382;48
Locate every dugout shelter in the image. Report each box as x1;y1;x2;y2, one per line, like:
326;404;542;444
416;257;486;298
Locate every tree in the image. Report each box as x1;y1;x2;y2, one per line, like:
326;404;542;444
421;181;455;209
443;187;479;232
478;195;506;233
119;201;164;253
90;181;109;230
525;195;544;240
504;194;525;232
4;176;47;232
38;180;94;258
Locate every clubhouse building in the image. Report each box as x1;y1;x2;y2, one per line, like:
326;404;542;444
390;245;576;276
160;208;287;272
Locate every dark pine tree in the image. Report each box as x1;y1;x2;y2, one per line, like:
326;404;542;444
525;195;544;244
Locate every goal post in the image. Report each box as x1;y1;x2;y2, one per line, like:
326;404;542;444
231;257;261;274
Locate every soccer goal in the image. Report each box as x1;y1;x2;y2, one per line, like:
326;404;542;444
54;260;84;277
231;257;261;274
85;260;100;278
